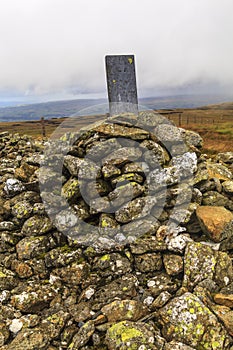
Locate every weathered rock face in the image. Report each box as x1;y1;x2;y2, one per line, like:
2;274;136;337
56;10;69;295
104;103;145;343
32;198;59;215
0;111;232;350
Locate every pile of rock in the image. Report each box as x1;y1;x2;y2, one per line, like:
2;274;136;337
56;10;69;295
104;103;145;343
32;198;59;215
0;111;233;350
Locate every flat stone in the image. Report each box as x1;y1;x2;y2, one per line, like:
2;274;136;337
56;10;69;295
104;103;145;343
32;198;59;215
78;160;102;179
101;299;148;322
130;235;167;254
103;147;142;166
216;152;233;164
94;123;149;140
196;206;233;242
86;138;121;160
207;162;232;181
111;173;144;186
214;308;233;337
102;164;121;179
53;262;90;287
138;110;170;127
151;291;172;309
90;196;112;214
93;253;132;278
109;182;145;209
202;191;233;210
10;285;57;313
22;215;54;236
214;293;233;308
0;268;17;291
171;152;197;178
154;124;184;143
148;166;179;192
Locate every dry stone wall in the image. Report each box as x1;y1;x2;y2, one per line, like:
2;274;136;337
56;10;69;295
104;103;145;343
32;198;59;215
0;111;233;350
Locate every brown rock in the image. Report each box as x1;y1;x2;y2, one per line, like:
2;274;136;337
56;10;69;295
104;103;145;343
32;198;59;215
101;299;148;322
196;206;233;242
214;293;233;308
11;261;33;278
213;305;233;337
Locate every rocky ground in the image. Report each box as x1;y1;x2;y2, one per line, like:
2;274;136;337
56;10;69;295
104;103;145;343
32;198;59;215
0;111;233;350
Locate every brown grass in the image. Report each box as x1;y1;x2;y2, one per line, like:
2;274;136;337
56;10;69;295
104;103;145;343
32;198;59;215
0;109;232;154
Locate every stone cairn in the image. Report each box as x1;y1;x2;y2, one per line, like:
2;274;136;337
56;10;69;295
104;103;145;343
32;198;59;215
0;110;233;350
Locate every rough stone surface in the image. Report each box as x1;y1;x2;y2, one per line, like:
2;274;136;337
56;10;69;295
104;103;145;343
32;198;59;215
159;292;229;349
0;116;232;349
196;206;233;242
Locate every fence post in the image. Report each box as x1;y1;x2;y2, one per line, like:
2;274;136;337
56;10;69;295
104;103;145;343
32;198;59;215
41;117;46;138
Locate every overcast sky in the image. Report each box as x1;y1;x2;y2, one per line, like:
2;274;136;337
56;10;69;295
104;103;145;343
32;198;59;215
0;0;233;101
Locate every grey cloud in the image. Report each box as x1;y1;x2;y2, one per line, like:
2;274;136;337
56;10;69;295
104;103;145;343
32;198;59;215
0;0;233;98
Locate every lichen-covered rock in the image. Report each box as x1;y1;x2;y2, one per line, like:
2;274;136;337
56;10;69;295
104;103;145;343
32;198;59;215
0;117;233;349
183;242;233;291
16;235;51;260
115;198;145;223
222;180;233;194
207;162;232;181
163;254;183;276
202;191;233;210
216;152;233;164
159;292;229;349
134;252;162;273
147;273;180;297
93;253;132;277
12;201;33;220
196;206;233;242
0;268;17;291
129;235;167;254
182;129;203;149
21;215;53;236
69;320;95;349
93;122;150;140
108;182;145;208
63;154;83;175
62;178;81;202
101;299;148;322
164;341;196;350
53;262;90;287
105;320;156;350
10;284;58;312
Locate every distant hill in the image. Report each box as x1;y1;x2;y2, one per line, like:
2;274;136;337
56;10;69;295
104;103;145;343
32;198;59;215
198;101;233;110
0;95;233;122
